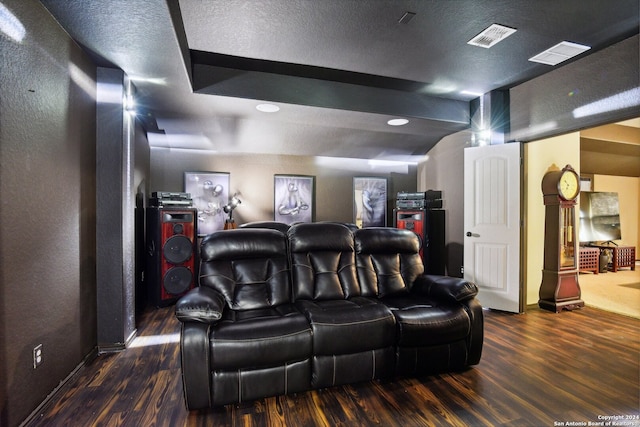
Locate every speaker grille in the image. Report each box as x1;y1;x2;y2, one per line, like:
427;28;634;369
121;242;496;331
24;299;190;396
163;266;193;295
163;235;193;264
147;207;197;307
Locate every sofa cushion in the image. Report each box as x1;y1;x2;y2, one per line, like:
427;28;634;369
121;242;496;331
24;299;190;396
381;295;471;346
288;223;360;300
210;304;312;370
199;228;292;310
354;227;424;297
295;296;396;355
312;348;395;388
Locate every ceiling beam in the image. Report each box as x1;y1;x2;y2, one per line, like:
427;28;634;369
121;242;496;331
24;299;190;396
190;51;470;126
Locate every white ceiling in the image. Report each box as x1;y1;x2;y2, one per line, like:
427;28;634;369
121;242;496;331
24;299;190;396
40;0;639;161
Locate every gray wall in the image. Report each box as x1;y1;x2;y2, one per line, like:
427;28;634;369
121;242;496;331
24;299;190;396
0;1;97;425
510;34;639;142
95;68;137;352
150;149;417;226
418;131;471;277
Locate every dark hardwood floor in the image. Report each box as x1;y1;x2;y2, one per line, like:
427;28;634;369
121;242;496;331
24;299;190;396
24;305;640;427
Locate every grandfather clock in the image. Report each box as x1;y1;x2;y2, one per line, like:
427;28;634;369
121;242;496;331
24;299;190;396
539;164;585;312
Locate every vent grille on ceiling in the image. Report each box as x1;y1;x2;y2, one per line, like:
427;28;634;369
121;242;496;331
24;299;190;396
468;24;517;48
529;41;591;66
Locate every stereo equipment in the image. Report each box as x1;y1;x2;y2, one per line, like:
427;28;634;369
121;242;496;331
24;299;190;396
146;207;198;307
150;191;193;208
396;190;443;209
396;199;428;209
397;192;426;200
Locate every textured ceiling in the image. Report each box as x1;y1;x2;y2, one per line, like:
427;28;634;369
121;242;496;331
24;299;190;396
40;0;639;161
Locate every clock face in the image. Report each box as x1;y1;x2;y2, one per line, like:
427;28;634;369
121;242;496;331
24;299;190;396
559;170;579;200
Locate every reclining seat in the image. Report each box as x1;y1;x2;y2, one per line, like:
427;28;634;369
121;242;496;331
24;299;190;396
175;228;312;409
354;227;483;376
288;223;396;389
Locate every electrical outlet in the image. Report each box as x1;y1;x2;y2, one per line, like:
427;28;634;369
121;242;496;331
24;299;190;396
33;344;43;369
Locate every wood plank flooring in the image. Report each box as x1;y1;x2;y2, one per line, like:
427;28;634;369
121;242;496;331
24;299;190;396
24;306;640;427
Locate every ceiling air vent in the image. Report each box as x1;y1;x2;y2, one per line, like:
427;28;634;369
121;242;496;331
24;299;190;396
468;24;517;48
529;41;591;66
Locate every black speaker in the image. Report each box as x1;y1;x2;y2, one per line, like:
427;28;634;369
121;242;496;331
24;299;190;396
426;209;445;275
146;207;198;307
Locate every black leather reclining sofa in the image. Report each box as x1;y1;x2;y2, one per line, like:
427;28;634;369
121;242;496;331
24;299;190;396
175;222;483;410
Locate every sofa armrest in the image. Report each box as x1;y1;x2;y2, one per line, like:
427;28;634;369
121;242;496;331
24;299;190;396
180;321;212;410
175;286;226;324
412;274;479;303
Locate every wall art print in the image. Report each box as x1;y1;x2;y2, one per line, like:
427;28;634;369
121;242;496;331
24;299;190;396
274;174;315;225
184;171;230;236
353;177;387;228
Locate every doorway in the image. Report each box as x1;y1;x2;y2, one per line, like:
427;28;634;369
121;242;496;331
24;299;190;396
577;118;640;318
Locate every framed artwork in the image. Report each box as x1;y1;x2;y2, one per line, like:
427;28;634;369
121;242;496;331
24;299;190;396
184;172;230;236
274;174;315;225
353;177;387;228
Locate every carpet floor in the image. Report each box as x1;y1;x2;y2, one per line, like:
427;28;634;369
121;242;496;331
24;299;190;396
578;261;640;319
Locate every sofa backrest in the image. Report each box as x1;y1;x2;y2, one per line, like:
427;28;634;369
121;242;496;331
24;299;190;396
288;222;360;301
314;221;360;232
199;228;292;310
354;227;424;297
239;221;290;234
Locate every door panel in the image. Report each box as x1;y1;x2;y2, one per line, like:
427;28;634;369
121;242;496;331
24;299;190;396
464;143;522;313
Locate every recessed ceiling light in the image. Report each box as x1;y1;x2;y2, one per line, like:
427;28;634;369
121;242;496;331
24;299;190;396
529;41;591;66
387;118;409;126
256;103;280;113
468;24;517;49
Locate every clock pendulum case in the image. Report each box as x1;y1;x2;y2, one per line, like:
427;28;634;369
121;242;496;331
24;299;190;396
539;164;585;312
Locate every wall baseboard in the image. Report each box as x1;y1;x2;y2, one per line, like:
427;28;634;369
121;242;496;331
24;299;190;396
19;347;99;427
97;328;138;355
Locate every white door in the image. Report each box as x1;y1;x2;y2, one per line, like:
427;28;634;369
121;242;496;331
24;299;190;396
464;143;523;313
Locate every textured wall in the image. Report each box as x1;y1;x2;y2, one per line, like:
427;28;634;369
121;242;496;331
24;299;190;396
150;149;417;227
0;1;97;425
95;68;137;351
510;34;639;142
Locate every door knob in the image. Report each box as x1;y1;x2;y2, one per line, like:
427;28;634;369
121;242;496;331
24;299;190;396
466;232;472;237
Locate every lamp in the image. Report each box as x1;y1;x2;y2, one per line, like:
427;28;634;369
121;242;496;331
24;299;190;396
223;193;242;229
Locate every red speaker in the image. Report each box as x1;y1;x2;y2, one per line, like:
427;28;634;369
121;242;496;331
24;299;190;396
395;209;426;258
146;207;198;307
